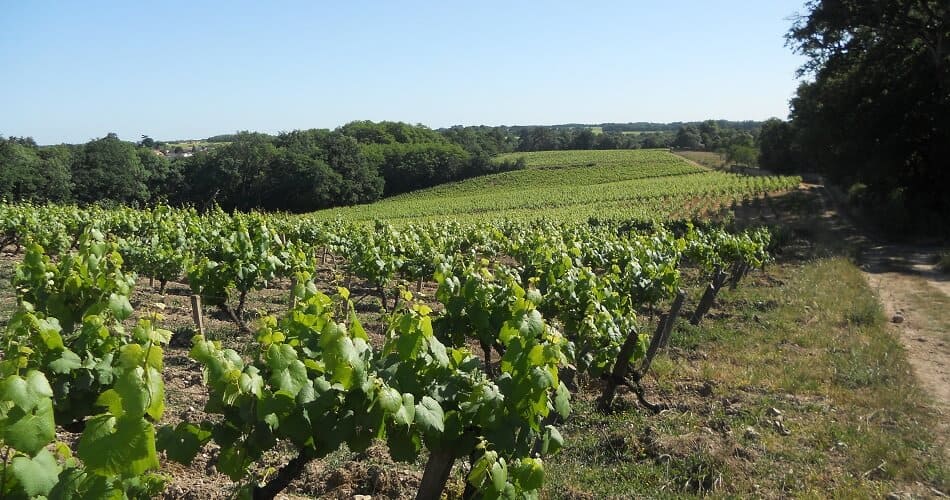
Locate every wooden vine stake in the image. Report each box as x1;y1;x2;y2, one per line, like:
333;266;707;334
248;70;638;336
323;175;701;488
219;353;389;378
598;324;641;412
658;290;686;350
289;277;298;309
416;449;455;500
190;294;205;335
599;289;686;413
690;268;728;326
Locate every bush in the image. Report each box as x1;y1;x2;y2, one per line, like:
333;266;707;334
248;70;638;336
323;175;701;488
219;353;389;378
847;182;869;207
937;253;950;274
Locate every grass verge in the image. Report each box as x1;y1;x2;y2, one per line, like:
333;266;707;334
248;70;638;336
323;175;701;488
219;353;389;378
545;256;947;498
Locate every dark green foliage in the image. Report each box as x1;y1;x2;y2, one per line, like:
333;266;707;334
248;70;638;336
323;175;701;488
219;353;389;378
0;139;71;203
340;120;447;145
364;142;471;195
321;132;384;205
71;134;150;205
181;132;279;211
757;118;802;173
440;125;518;156
138;149;183;204
786;0;950;232
672;126;704;149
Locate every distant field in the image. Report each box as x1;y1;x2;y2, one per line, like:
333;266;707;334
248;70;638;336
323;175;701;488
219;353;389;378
312;149;800;223
674;150;727;169
163;140;230;150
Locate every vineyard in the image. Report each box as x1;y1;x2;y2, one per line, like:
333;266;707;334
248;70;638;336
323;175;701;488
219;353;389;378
0;152;943;499
312;150;801;223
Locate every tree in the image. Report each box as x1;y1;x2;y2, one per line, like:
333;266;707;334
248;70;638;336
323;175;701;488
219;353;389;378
262;150;341;212
183;132;277;210
140;135;156;149
672;126;703;149
698;120;722;150
787;0;950;224
321;132;383;204
757;119;800;173
725;144;758;167
71;134;149;205
138;148;181;203
36;145;74;202
0;140;43;201
570;129;596;150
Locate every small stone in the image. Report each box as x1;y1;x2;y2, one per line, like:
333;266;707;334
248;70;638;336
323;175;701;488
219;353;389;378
891;313;904;324
766;407;783;417
354;496;373;500
773;420;792;436
744;426;760;440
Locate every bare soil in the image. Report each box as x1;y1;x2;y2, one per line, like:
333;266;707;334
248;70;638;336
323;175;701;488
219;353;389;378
861;248;950;444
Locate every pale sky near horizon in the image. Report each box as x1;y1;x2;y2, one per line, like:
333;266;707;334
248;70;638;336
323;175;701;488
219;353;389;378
1;1;809;145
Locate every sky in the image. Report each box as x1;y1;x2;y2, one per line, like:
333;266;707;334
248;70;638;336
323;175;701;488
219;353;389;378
1;1;809;145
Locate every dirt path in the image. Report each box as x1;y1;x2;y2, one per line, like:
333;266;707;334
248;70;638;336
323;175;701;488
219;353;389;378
861;246;950;419
813;185;950;441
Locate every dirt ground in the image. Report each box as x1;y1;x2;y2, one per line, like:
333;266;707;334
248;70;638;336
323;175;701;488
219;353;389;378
861;246;950;445
816;185;950;453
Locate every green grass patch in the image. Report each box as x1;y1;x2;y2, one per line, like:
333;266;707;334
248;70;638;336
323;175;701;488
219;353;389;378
545;256;947;497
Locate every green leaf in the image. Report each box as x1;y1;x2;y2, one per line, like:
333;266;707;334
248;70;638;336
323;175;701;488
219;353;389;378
554;381;571;419
518;309;544;338
48;350;82;374
393;393;415;427
270;360;308;395
0;372;56;454
377;386;402;414
511;457;545;491
540;425;563;455
108;293;134;321
413;396;444;434
469;449;496;487
427;336;449;366
1;370;53;410
77;414;159;476
264;343;297;371
490;458;508;493
156;423;211;464
349;310;368;340
217;445;251;481
101;367;150;418
144;366;165;420
10;449;61;497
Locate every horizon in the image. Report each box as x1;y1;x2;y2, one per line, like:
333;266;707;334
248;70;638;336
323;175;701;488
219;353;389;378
21;118;770;147
1;1;808;145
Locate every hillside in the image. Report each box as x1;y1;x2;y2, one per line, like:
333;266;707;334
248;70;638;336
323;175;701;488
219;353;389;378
311;149;799;223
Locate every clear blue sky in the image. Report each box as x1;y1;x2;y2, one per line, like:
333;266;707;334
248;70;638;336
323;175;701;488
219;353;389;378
1;1;808;145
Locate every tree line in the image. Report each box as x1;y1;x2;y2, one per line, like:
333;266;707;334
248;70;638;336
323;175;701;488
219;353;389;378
0;123;526;212
1;119;768;212
758;0;949;235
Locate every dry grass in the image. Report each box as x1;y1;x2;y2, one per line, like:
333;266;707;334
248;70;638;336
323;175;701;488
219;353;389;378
673;150;727;170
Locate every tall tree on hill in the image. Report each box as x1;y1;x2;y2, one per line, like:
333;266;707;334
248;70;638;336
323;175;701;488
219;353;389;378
71;134;149;205
788;0;950;223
